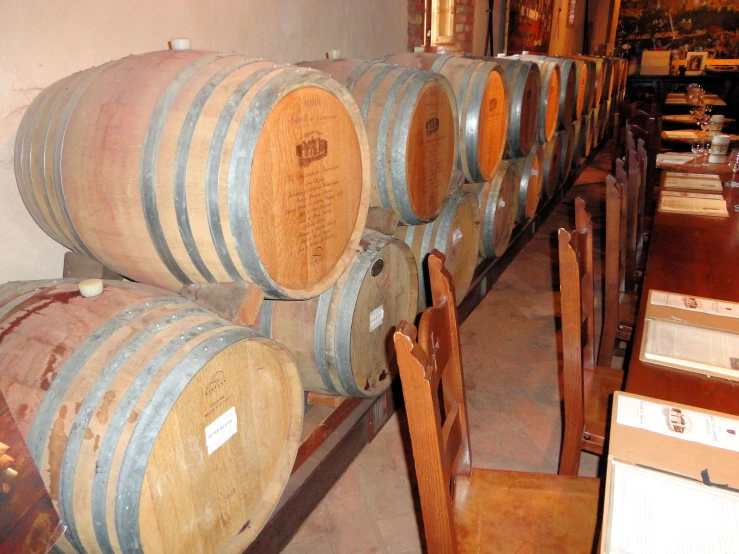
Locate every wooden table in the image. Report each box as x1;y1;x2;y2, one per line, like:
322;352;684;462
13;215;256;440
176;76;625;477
656;152;735;180
625;175;739;414
665;92;727;107
661;130;739;145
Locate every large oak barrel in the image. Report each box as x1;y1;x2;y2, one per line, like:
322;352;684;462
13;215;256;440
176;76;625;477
299;59;458;225
513;144;543;223
255;231;418;397
575;56;605;106
489;58;540;159
0;280;303;554
395;190;480;308
595;102;608;143
382;53;509;183
524;56;574;131
514;57;560;143
15;50;370;300
541;134;563;198
582;113;594;157
565;58;591;116
461;161;519;259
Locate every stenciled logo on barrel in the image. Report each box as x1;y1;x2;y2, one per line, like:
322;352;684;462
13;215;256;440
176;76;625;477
296;132;328;168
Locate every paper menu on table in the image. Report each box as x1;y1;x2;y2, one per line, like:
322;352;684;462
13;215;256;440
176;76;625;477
658;194;729;217
664;172;723;189
615;394;739;453
650;291;739;319
604;461;739;554
640;290;739;381
661;190;722;199
644;319;739;378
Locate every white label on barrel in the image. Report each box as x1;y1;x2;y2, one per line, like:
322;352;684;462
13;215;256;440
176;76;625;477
452;228;463;246
498;199;506;208
206;406;238;455
531;169;539;176
370;305;384;332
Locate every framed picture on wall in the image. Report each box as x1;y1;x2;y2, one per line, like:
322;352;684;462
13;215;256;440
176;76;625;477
684;52;708;76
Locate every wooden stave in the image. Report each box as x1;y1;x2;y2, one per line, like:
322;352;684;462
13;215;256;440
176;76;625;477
520;58;560;143
257;231;418;398
0;280;304;554
583;111;594;156
382;53;509;183
14;51;371;300
395;190;480;308
490;58;541;159
513;144;543;223
462;161;520;259
540;134;563;199
557;128;576;184
572;118;584;163
300;59;458;225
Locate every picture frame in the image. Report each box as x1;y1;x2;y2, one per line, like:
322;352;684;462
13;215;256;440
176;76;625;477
685;52;708;76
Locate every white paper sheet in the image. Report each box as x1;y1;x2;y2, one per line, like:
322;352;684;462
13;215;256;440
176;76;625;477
606;461;739;554
644;319;739;376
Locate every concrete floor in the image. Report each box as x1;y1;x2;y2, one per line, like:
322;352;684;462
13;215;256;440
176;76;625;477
283;149;614;554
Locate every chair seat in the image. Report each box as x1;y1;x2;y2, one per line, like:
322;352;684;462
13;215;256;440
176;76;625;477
583;365;623;453
454;469;601;553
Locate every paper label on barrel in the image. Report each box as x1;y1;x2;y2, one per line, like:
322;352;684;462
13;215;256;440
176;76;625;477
205;406;238;455
452;228;463;246
370;305;384;332
531;169;538;176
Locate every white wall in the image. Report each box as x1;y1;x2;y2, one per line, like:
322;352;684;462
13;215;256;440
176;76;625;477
0;0;407;283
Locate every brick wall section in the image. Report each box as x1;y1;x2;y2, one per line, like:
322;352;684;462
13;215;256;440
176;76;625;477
407;0;476;54
407;0;426;50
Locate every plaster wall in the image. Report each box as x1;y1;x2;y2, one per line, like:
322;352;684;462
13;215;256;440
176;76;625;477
0;0;406;282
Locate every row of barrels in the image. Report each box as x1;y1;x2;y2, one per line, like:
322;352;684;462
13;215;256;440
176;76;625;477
5;48;624;554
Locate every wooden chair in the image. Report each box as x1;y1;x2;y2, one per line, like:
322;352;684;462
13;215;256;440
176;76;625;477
611;111;624;175
394;251;601;554
598;175;639;367
558;198;624;476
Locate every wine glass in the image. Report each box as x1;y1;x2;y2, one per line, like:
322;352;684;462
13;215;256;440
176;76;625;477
728;152;739;188
704;141;712;166
691;142;702;164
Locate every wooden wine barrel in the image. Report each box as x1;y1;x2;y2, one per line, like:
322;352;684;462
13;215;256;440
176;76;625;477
514;57;560;143
14;50;370;300
541;134;563;198
395;190;480;308
523;56;574;131
566;58;591;116
255;231;417;397
0;280;303;554
461;161;519;259
513;144;543;223
557;128;576;183
489;58;540;159
383;53;509;183
299;59;458;225
570;56;605;106
583;113;594;157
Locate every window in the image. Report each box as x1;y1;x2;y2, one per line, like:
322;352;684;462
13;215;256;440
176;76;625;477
431;0;456;46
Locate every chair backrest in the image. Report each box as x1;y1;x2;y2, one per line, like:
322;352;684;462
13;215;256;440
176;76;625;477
393;250;471;554
615;157;628;290
624;146;641;291
558;197;595;476
625;118;659;215
598;175;626;367
611;112;622;174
